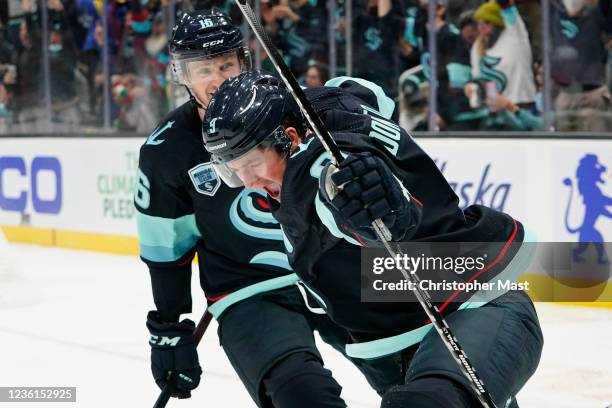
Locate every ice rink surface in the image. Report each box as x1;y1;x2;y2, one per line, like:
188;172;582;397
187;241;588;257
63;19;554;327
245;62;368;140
0;244;611;408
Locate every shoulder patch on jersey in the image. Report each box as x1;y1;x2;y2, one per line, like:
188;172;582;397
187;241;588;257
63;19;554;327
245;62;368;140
188;162;221;196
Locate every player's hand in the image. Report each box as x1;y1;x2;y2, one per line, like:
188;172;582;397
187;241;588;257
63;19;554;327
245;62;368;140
320;152;420;240
146;311;202;398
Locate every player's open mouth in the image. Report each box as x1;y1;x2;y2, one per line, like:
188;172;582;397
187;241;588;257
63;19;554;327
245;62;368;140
264;184;281;201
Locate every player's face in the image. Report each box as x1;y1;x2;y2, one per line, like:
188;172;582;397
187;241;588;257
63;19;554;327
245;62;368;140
228;148;287;201
186;53;241;107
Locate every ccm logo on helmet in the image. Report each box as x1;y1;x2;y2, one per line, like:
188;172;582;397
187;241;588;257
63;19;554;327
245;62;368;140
202;39;224;48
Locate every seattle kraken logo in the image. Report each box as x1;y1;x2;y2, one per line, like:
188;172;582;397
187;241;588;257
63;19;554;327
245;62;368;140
480;55;507;94
563;154;612;264
364;27;382;51
560;19;578;39
188;162;220;196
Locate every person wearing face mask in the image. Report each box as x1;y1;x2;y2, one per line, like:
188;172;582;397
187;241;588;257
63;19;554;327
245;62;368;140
135;9;403;406
551;0;612;131
14;0;43;131
47;14;81;129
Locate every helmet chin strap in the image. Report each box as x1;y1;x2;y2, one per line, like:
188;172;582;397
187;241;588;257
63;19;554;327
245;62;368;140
185;86;206;110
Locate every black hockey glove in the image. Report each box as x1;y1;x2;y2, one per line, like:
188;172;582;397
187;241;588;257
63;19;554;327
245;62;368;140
319;152;421;241
146;311;202;398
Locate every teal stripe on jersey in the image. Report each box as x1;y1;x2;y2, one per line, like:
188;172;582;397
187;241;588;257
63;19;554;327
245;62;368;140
137;210;201;262
250;251;292;271
208;273;300;318
324;76;395;119
345;301;484;359
309;151;362;246
315;192;362;246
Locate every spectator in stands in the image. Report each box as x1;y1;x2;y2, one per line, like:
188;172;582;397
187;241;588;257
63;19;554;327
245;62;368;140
458;9;477;46
1;0;38;48
77;0;120;122
398;65;428;130
353;0;400;97
14;0;44;131
400;0;480;130
470;0;537;109
464;77;543;130
47;0;81;130
396;0;420;73
142;11;169;117
126;0;161;72
260;0;311;77
304;62;329;87
111;72;156;132
77;0;100;120
290;0;327;63
550;0;612;131
0;22;18;131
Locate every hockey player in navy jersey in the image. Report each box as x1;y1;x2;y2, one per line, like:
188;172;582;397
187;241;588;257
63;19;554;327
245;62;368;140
135;10;401;407
203;70;544;407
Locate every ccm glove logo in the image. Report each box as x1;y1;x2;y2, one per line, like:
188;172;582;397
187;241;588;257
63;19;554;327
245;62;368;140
146;311;202;398
149;335;181;347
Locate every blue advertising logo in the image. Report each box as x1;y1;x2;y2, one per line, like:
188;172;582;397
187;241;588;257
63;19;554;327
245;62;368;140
563;153;612;264
437;160;511;211
0;156;62;214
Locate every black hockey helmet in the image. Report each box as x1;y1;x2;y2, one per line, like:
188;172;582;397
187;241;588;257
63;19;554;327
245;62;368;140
169;9;251;86
203;70;305;186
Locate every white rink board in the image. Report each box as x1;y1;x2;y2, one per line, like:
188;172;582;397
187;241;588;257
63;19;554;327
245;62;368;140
418;138;612;243
0;138;141;235
0;137;611;243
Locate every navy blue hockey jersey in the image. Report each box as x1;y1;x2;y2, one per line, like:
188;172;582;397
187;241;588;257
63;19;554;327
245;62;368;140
270;80;526;342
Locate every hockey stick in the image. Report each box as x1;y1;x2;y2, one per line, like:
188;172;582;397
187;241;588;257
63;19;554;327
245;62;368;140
234;2;498;407
152;309;213;408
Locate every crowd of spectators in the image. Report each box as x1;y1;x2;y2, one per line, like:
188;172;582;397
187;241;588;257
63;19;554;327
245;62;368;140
0;0;611;133
395;0;612;131
0;0;174;133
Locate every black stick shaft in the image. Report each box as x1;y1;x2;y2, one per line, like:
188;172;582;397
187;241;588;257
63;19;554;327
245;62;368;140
234;2;498;407
235;0;343;165
152;310;214;408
